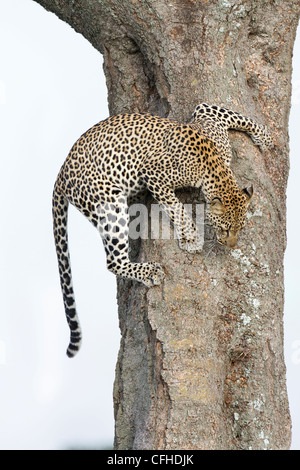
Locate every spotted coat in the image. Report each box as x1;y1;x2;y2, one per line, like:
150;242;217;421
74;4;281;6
52;103;272;356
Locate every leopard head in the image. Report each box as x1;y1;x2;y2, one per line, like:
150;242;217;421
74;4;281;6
206;186;253;248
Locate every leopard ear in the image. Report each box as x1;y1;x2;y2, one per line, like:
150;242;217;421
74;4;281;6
243;185;254;202
210;198;226;215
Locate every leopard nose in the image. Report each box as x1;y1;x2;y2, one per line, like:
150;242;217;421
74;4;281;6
226;234;237;248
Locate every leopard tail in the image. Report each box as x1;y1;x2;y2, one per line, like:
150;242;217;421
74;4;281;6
52;177;82;358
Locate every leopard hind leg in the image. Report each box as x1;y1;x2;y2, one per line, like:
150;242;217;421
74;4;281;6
69;184;165;287
95;194;165;287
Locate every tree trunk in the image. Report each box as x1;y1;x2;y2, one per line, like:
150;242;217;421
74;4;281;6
34;0;299;450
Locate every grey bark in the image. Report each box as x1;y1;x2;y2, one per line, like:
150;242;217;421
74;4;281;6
33;0;300;450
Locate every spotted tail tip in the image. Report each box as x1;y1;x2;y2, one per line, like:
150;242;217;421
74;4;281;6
66;342;81;358
66;331;82;358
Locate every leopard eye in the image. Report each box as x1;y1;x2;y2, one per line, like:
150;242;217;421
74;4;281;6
220;224;231;231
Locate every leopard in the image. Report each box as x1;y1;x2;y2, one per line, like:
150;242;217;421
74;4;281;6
52;103;272;357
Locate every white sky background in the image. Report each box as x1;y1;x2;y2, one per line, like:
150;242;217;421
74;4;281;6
0;0;299;450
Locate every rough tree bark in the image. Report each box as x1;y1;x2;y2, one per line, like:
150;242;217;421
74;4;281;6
34;0;300;450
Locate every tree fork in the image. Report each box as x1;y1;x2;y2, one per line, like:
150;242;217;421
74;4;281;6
34;0;300;449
